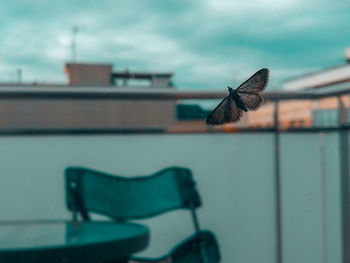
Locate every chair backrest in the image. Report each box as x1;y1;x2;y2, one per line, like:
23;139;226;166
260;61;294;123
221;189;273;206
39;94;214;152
65;167;202;225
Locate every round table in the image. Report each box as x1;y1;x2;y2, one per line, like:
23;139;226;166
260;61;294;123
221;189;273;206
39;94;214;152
0;220;149;263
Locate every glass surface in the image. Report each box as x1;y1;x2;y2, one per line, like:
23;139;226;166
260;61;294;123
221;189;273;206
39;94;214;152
1;1;349;262
0;221;148;250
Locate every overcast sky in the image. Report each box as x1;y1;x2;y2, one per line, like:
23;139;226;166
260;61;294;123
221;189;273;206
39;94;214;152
0;0;350;90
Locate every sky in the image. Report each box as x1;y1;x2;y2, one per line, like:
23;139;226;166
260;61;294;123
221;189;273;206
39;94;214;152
0;0;350;90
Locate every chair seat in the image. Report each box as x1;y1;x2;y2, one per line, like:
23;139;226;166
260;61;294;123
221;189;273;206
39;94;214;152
130;231;220;263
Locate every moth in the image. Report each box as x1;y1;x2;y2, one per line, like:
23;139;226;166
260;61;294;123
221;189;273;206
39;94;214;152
206;68;269;125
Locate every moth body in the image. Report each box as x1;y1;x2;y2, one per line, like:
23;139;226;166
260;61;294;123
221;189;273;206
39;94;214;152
228;87;248;112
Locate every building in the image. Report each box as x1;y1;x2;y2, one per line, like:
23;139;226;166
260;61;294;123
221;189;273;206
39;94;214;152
65;63;174;88
0;63;177;133
3;51;350;134
246;48;350;129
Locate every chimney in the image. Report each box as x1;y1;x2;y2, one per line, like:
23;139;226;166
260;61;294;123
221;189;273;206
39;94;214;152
65;62;112;86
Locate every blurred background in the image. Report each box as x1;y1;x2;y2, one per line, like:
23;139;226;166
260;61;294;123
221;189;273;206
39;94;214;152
1;1;350;263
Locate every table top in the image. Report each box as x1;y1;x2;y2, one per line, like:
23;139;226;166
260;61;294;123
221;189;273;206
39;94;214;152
0;220;149;263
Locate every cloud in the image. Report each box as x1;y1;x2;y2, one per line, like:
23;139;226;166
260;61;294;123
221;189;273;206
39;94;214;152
0;0;350;89
204;0;303;15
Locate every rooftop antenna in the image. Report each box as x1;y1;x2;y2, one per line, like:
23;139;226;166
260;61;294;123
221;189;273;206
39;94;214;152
71;26;79;61
16;68;22;83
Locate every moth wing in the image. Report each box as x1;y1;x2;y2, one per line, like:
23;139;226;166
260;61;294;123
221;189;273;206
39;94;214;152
236;68;269;94
227;97;243;123
206;96;230;125
206;96;242;125
237;92;264;111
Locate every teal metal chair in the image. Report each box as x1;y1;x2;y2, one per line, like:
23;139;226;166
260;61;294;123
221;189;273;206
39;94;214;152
65;167;220;263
